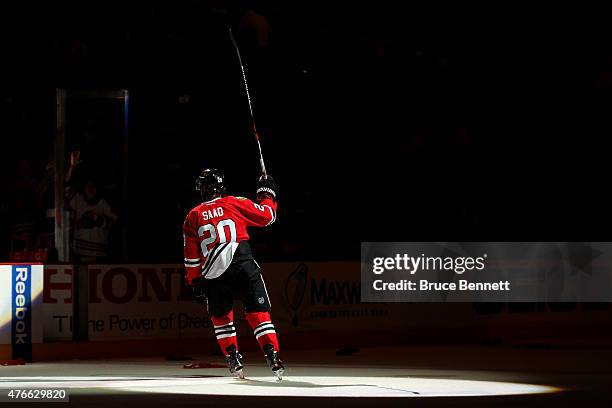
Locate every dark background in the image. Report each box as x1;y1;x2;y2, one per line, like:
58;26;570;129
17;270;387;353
1;1;611;263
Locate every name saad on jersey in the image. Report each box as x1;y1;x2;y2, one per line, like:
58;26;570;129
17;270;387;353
202;207;224;221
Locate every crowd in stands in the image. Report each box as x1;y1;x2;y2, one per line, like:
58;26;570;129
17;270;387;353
1;151;118;264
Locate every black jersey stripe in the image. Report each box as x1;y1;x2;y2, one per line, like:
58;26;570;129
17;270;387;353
201;244;222;273
254;324;275;336
254;321;272;329
202;243;229;277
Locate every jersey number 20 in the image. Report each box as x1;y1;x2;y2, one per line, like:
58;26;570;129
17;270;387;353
197;219;237;257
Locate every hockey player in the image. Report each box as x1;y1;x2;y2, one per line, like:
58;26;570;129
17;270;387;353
182;169;284;379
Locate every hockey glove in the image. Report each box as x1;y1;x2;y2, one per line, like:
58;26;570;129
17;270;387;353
257;174;278;201
189;277;207;305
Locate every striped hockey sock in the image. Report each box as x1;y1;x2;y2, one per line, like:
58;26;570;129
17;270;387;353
211;311;238;354
246;311;279;352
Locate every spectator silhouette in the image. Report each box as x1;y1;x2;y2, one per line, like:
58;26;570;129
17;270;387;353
68;177;118;263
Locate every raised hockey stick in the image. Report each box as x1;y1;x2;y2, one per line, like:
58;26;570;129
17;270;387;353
229;27;268;178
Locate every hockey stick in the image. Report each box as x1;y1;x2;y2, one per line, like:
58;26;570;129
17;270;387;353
229;27;268;178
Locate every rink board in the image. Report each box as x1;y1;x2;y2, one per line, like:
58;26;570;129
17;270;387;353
0;264;44;360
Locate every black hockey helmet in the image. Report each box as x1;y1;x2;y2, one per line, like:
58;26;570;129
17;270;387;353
196;168;225;201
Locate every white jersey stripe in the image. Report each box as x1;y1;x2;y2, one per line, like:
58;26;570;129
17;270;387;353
254;323;275;332
215;327;236;333
202;242;240;280
263;205;276;226
184;263;201;268
255;329;276;339
254;325;275;335
214;322;234;329
202;197;222;205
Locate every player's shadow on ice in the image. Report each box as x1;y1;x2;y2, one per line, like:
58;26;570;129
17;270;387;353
239;378;420;395
241;378;334;388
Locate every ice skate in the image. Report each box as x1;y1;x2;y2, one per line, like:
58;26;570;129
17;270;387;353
225;346;245;379
264;343;285;381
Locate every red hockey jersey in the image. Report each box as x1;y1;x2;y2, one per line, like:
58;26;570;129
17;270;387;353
183;195;277;284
